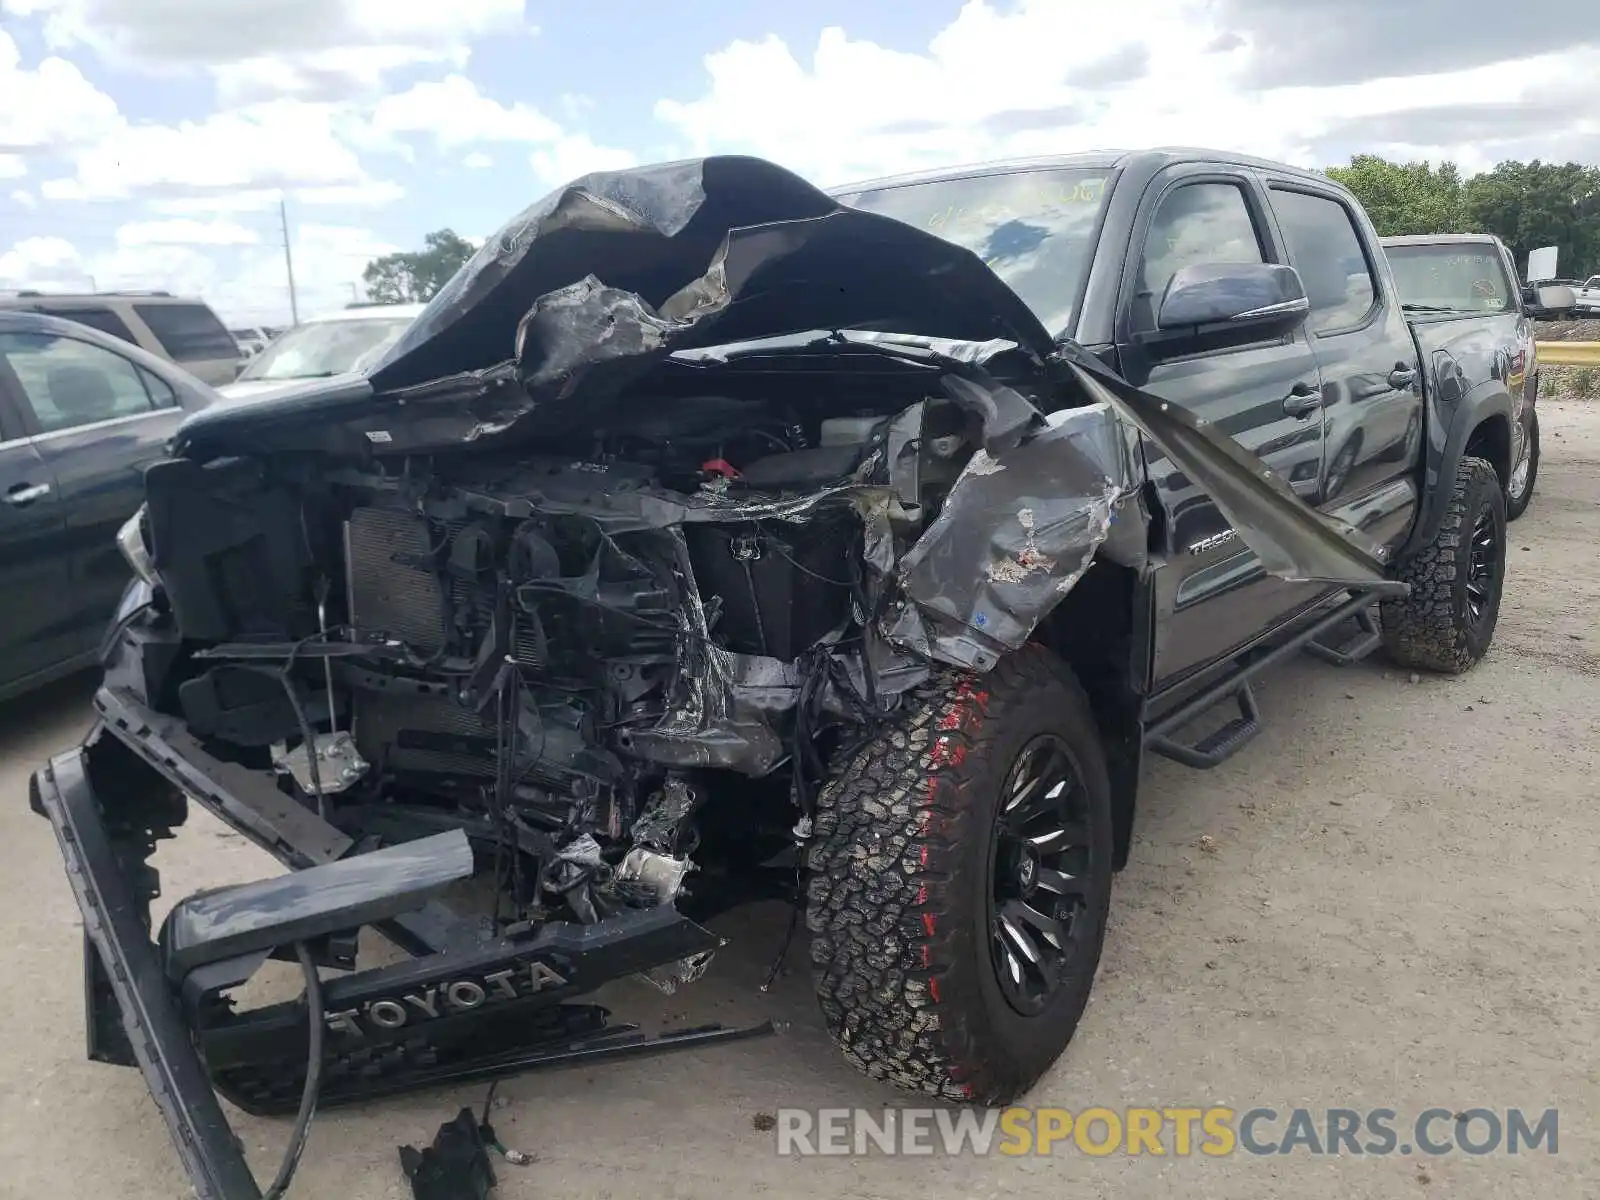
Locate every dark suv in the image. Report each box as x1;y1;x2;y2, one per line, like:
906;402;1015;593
0;291;244;387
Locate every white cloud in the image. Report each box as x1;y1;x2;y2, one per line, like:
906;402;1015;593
0;30;123;153
142;180;408;214
12;0;531;100
42;99;376;201
34;68;620;205
295;180;409;206
369;74;561;149
0;156;25;179
0;235;82;284
654;0;1600;185
213;44;471;106
10;189;38;208
117;219;262;247
354;75;635;186
530;134;638;188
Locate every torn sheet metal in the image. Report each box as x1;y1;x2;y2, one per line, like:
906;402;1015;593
1056;348;1394;588
894;401;1142;670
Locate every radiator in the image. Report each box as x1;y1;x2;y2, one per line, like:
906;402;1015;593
344;506;449;654
344;505;542;779
354;689;500;778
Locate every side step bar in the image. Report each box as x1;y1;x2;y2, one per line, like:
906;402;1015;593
1147;682;1261;769
1145;589;1388;769
1305;604;1382;666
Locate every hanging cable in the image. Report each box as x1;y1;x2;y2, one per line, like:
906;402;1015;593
260;941;324;1199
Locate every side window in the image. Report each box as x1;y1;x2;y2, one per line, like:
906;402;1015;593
133;303;238;362
0;332;158;433
49;307;140;346
1269;188;1377;333
139;366;179;409
1135;181;1266;326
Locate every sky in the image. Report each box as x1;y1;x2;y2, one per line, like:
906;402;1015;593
1;0;1596;326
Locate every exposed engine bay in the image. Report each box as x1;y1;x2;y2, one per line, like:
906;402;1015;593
142;379;1028;935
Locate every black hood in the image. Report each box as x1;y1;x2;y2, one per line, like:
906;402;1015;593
175;155;1058;457
370;154;1056;392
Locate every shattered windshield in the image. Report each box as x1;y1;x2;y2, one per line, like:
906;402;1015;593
834;167;1111;336
1386;244;1516;313
237;316;415;382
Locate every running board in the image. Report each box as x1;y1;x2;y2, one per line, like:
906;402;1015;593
1304;605;1382;666
1144;589;1390;771
1147;682;1261;769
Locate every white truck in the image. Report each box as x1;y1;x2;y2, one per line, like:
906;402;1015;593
1575;275;1600;315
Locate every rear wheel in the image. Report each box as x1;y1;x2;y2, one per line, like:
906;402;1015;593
805;646;1113;1104
1381;455;1506;674
1506;407;1539;521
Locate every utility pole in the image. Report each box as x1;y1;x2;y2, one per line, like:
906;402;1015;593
279;197;300;326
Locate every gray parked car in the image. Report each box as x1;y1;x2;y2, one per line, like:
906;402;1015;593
0;291;244;387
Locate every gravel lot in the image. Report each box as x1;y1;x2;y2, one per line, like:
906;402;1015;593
1;401;1596;1200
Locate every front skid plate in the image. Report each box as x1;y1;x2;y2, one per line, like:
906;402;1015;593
197;907;728;1115
33;733;773;1199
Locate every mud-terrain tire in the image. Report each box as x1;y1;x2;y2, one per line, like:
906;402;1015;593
1506;406;1540;521
805;645;1113;1105
1381;455;1506;674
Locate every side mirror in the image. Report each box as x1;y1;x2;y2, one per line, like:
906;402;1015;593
1534;283;1576;314
1157;262;1311;336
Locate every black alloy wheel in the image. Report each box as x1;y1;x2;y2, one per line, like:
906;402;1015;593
988;734;1096;1016
1465;507;1499;630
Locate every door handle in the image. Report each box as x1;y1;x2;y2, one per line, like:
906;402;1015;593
4;482;51;507
1387;364;1418;390
1282;381;1323;418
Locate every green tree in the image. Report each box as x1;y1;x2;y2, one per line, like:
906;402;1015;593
1462;160;1600;279
361;229;476;303
1324;155;1468;236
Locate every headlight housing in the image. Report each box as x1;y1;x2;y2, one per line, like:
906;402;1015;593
117;503;160;589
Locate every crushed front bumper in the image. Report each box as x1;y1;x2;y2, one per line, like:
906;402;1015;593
32;694;767;1200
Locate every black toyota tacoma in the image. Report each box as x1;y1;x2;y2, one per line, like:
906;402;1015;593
30;151;1576;1199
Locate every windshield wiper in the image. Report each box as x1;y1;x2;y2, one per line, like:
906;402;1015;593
1401;303;1463;313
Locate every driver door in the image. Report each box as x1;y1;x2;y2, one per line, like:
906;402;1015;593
1111;165;1331;689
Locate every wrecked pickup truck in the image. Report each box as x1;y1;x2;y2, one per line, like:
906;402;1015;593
30;151;1537;1198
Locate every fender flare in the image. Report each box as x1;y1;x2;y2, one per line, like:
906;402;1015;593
1399;378;1513;561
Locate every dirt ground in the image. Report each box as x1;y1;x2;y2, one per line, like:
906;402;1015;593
0;402;1596;1200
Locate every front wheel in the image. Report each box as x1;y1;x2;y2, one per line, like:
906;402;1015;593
1506;407;1539;521
806;646;1113;1105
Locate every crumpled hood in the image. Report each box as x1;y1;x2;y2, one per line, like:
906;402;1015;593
366;154;1057;393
